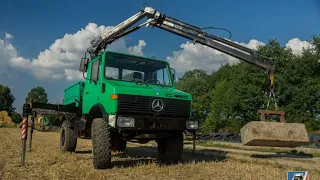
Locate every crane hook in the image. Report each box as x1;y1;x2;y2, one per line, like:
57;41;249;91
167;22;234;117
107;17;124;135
266;74;278;111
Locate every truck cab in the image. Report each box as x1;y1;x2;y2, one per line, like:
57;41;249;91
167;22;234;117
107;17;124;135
61;50;198;169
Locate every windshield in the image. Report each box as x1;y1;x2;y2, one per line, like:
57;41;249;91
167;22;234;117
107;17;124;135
104;52;172;86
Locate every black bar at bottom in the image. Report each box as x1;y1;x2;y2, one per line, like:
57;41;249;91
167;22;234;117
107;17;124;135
29;102;79;113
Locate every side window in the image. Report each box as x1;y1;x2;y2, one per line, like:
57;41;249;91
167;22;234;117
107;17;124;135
152;68;170;85
105;67;119;79
91;59;100;83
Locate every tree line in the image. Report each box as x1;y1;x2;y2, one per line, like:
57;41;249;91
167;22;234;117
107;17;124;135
0;85;49;124
176;35;320;133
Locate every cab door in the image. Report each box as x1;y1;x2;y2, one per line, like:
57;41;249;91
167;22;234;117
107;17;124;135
82;57;101;114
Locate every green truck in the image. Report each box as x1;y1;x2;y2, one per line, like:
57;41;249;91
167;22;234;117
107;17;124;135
23;5;293;169
60;50;197;169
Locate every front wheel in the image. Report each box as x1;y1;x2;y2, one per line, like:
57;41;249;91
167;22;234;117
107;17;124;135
91;118;112;169
157;132;184;164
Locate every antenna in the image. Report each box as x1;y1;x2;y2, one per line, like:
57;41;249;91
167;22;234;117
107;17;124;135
143;1;151;8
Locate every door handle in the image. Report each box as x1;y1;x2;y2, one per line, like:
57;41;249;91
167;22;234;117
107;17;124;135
85;92;89;94
102;83;105;93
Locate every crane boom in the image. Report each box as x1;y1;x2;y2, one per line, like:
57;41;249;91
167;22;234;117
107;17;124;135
87;6;275;83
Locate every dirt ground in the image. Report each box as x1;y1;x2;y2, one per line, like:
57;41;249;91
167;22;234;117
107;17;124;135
1;128;320;180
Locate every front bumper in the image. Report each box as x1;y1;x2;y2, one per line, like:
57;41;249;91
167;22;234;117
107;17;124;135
108;115;198;131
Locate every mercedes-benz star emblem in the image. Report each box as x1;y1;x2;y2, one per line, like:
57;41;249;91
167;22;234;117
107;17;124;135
152;99;164;112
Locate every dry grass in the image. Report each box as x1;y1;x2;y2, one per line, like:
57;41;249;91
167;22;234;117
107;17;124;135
1;128;320;180
196;141;320;157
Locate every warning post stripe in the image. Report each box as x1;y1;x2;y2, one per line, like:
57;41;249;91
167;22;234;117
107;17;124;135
21;117;27;139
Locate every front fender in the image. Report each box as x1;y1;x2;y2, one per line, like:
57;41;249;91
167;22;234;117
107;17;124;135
90;103;108;120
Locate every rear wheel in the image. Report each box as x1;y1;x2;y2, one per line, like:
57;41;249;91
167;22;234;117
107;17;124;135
60;120;77;152
91;118;112;169
157;132;184;164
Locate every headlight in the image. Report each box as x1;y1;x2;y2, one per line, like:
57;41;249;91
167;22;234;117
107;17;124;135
186;120;198;130
117;116;135;127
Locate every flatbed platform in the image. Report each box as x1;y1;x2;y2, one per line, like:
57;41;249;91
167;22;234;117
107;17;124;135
29;102;80;114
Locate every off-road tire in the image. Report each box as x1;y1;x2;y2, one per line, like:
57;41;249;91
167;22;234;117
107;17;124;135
112;139;127;152
157;132;184;164
91;118;112;169
60;120;77;152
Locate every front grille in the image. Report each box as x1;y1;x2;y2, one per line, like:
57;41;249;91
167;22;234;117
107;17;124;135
117;94;191;118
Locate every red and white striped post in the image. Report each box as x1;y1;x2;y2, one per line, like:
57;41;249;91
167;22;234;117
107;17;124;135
21;116;28;166
21;103;31;166
21;116;28;139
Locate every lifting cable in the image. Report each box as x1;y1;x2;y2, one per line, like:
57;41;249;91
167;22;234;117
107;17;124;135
266;74;278;111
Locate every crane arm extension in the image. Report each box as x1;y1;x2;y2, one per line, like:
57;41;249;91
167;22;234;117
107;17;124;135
148;15;274;76
88;6;275;80
88;9;150;56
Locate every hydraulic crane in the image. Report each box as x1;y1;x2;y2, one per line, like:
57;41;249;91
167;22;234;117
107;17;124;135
16;7;309;168
84;6;312;149
87;6;276;93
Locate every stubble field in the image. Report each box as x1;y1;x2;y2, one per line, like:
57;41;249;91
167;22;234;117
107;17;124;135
1;128;320;179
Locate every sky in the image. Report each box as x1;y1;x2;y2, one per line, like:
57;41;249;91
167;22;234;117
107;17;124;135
1;0;319;113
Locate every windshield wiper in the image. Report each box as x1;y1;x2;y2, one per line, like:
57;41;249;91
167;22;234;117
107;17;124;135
144;79;164;88
127;78;139;85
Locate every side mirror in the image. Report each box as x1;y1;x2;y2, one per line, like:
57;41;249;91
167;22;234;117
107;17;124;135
170;68;176;82
79;58;89;72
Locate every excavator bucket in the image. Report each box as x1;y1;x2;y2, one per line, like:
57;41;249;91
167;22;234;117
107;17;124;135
240;110;310;147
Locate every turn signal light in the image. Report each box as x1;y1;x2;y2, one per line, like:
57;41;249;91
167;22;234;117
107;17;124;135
110;94;118;100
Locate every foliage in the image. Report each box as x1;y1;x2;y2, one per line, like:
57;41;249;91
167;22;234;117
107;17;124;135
25;86;48;104
11;112;22;124
177;35;320;133
176;69;211;125
0;84;15;115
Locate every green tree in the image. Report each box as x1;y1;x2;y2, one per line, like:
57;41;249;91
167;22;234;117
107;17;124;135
199;36;320;133
176;69;211;126
11;112;22;124
200;79;230;133
200;62;266;133
0;84;15;115
273;36;320;125
25;86;48;103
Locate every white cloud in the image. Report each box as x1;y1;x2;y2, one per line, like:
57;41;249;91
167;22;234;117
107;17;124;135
0;25;148;112
237;39;265;50
0;27;315;85
64;69;83;81
5;33;13;39
128;40;147;56
285;38;314;55
0;38;17;74
7;23;147;81
166;38;315;74
166;39;265;74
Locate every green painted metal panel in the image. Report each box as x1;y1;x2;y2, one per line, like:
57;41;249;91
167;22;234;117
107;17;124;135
63;81;85;107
